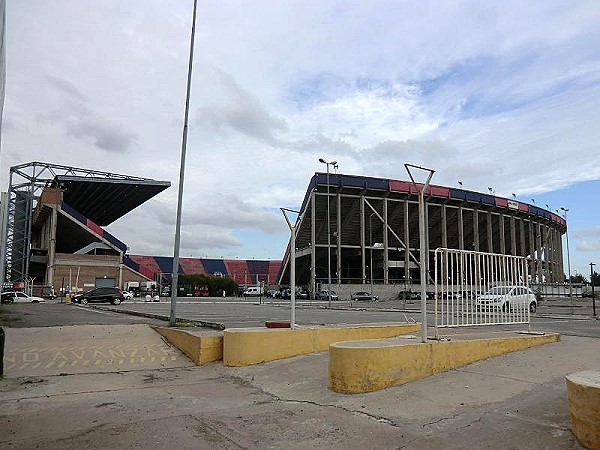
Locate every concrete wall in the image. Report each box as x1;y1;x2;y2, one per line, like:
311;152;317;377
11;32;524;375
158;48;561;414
329;332;560;394
53;253;121;290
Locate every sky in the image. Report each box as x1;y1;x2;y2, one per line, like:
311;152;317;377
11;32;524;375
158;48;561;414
1;1;599;279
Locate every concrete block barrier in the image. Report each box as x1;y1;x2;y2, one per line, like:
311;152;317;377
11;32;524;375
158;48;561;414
153;327;223;365
329;332;560;394
223;322;421;367
566;370;600;450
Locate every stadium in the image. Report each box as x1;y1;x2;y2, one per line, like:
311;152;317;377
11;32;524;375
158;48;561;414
0;163;566;299
277;172;567;298
0;162;281;295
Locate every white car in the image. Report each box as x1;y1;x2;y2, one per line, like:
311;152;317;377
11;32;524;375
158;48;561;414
123;291;134;300
476;286;537;313
317;290;339;301
1;291;46;304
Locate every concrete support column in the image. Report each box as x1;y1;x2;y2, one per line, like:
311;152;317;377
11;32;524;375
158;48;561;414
404;200;410;284
46;205;58;286
118;261;123;288
550;228;558;283
529;221;536;281
499;214;506;255
441;205;448;248
383;197;389;284
519;217;526;257
487;212;493;253
360;195;366;284
510;215;517;256
555;228;562;283
337;192;342;284
310;191;316;296
537;222;544;283
458;207;464;250
473;210;479;252
557;228;565;282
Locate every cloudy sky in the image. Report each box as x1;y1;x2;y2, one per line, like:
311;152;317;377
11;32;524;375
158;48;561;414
2;1;599;278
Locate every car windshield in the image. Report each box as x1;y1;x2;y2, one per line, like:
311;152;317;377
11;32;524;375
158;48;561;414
486;287;511;295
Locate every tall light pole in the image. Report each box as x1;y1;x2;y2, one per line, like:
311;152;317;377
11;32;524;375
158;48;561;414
561;207;573;313
170;0;198;326
319;158;338;308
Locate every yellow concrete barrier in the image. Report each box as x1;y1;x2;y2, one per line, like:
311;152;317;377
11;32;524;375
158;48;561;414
566;370;600;450
329;332;560;394
153;327;223;365
223;322;421;367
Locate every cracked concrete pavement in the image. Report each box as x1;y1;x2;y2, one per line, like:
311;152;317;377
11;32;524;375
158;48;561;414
1;321;596;449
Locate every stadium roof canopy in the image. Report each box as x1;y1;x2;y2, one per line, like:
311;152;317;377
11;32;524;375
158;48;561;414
8;161;170;225
4;161;171;282
50;175;170;225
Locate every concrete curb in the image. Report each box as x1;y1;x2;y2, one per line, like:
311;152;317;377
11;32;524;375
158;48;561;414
83;304;226;330
153;326;223;364
223;322;421;367
329;332;560;394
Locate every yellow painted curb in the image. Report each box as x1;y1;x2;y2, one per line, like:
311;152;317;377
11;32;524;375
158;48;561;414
329;332;560;394
566;370;600;450
153;327;223;365
223;322;421;367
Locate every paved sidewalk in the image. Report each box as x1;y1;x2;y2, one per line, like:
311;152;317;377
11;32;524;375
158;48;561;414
3;324;194;377
1;323;596;449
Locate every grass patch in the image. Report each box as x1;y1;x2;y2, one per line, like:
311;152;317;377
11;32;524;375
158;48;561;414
173;321;199;328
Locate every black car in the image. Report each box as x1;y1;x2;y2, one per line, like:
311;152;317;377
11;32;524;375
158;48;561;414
351;291;378;302
71;287;126;305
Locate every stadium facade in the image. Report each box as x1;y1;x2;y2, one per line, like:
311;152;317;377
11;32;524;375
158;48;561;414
277;173;567;296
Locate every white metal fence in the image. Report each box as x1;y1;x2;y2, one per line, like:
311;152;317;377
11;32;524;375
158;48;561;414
434;248;534;332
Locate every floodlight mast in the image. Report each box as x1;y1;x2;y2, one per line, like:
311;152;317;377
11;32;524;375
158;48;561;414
404;163;435;343
318;158;338;308
170;0;198;326
281;207;303;328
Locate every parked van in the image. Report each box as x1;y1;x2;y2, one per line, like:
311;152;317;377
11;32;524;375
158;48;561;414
243;286;263;297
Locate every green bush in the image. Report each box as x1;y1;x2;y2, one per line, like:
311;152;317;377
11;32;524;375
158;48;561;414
178;274;238;296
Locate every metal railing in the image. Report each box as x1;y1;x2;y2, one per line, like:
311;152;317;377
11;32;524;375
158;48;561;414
434;248;532;334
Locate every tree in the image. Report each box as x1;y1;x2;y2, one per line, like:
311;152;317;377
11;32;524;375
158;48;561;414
570;274;587;284
178;274;238;296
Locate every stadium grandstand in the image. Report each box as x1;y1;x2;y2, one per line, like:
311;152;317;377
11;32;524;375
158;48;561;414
126;255;281;286
277;172;567;299
0;161;281;295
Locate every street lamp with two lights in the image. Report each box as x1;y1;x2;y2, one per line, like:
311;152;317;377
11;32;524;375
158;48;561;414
319;158;338;308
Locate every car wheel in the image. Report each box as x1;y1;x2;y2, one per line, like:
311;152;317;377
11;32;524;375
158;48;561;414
529;302;536;313
80;298;88;305
112;298;122;305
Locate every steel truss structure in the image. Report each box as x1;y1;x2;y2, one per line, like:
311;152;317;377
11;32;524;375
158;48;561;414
1;161;157;283
278;173;567;295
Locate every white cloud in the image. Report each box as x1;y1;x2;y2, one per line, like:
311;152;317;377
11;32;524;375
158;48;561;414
2;0;600;262
577;241;600;252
